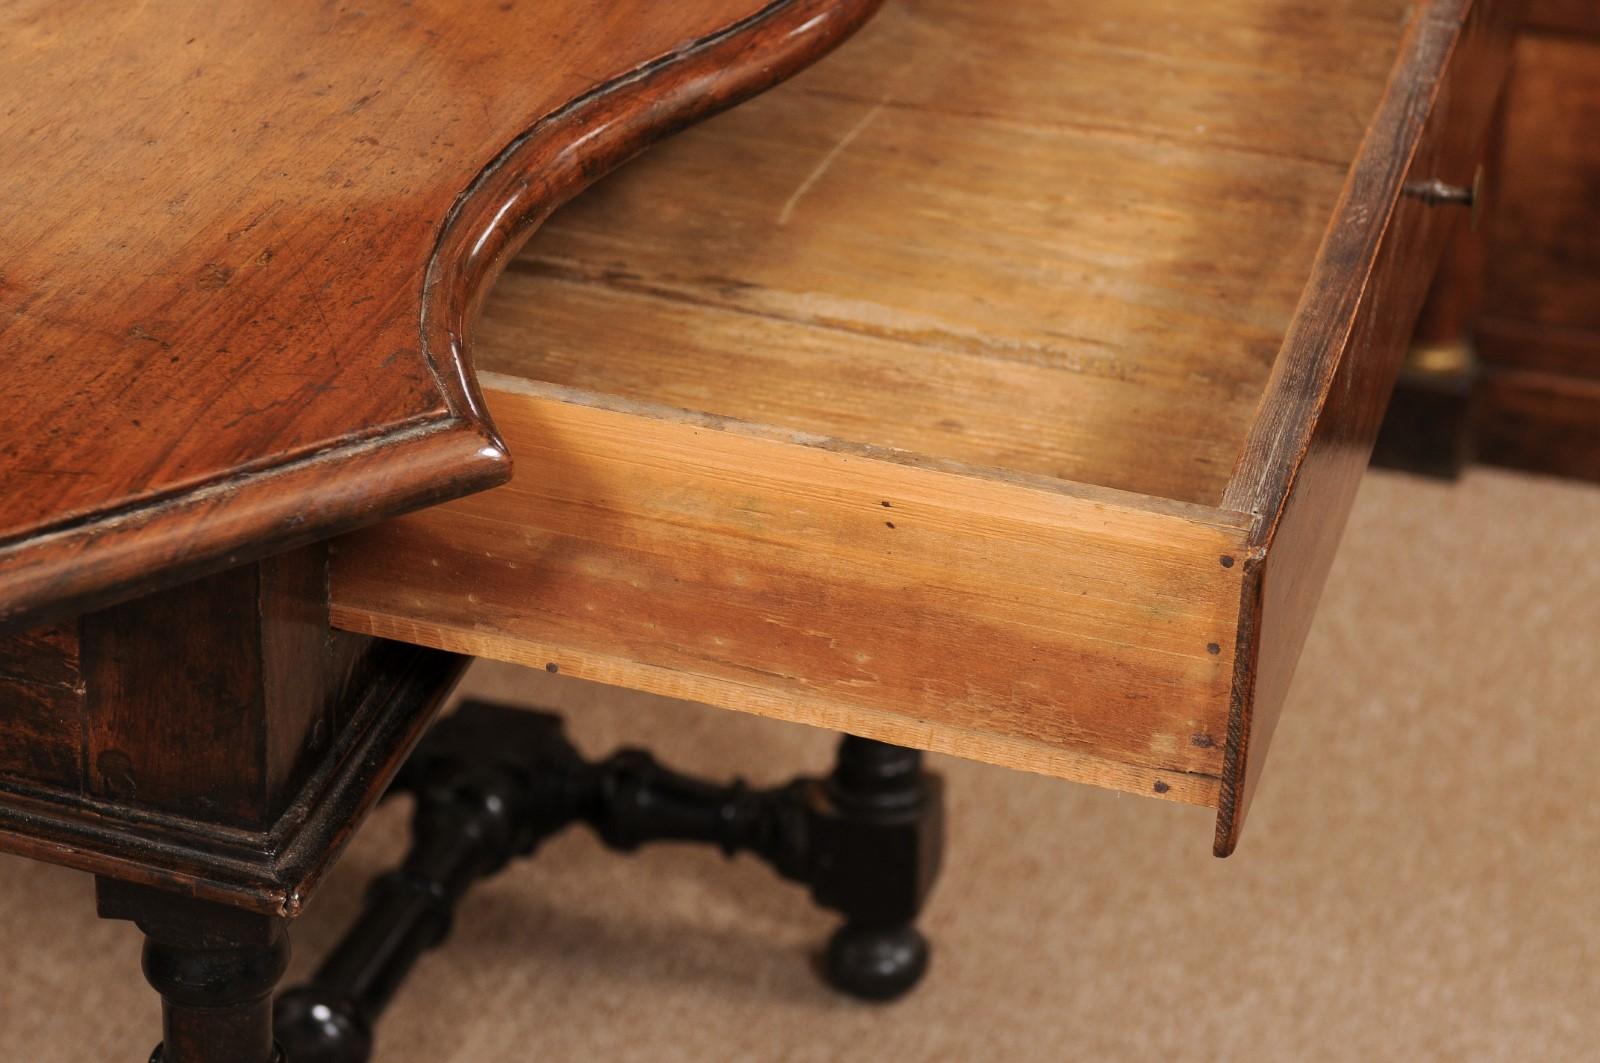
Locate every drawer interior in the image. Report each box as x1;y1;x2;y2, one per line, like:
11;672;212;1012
473;0;1412;507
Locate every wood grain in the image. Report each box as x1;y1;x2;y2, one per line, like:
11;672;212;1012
0;620;469;918
476;0;1411;506
1217;0;1514;852
1474;27;1600;410
0;539;475;915
0;0;880;629
0;650;469;919
1375;25;1600;485
0;623;85;788
334;388;1249;806
331;0;1514;845
77;548;334;829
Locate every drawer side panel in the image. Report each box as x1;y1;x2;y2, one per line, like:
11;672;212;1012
333;394;1247;807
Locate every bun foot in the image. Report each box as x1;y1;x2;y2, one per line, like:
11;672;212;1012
273;988;374;1063
822;923;930;1002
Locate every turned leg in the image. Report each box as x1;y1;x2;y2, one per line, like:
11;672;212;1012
811;735;943;1001
97;878;290;1063
578;725;946;1001
274;705;947;1062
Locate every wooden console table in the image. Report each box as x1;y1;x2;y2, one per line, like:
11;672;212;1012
1;0;1565;1058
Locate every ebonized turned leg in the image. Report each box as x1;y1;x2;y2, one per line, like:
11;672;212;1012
96;878;290;1063
274;702;945;1062
815;736;940;1000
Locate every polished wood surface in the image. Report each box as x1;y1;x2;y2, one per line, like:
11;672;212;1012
0;623;83;787
332;0;1515;850
0;548;470;916
0;0;880;630
1524;0;1600;33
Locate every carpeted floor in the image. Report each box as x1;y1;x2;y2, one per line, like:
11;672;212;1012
3;466;1597;1062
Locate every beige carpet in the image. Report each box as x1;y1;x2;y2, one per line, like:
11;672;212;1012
3;466;1598;1061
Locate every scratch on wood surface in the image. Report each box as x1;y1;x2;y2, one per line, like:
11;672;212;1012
777;100;887;225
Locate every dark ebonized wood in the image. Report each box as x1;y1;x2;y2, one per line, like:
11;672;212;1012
98;879;292;1063
274;701;944;1062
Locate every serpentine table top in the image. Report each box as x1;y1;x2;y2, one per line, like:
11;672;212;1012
0;0;879;626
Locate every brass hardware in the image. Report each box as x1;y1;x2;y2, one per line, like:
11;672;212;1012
1372;339;1480;480
1402;338;1478;378
1403;165;1485;230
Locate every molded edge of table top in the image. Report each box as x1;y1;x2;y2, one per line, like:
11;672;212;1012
0;0;882;632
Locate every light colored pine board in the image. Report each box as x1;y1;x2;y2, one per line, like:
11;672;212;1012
474;0;1412;506
332;390;1249;806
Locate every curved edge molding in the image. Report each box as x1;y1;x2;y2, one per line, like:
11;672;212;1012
422;0;884;445
0;0;881;629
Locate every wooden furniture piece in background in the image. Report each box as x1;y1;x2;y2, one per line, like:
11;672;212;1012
332;0;1517;857
1474;2;1600;477
0;2;878;1059
1376;2;1600;479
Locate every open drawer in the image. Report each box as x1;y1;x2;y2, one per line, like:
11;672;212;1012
330;0;1515;854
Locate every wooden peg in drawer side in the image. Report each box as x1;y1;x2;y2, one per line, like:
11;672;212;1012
334;393;1251;809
